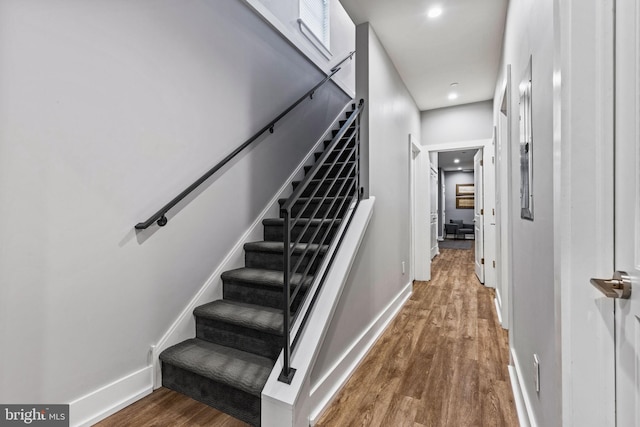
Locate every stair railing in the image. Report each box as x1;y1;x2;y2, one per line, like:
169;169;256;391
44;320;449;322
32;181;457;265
279;99;365;383
134;51;355;230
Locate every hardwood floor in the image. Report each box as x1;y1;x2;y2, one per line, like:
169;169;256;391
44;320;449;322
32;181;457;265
96;248;517;426
94;387;249;427
315;248;518;427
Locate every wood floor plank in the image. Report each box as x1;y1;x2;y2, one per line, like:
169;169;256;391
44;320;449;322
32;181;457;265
479;318;508;382
445;357;481;426
380;395;420;427
398;352;434;399
478;285;494;319
94;388;250;427
414;337;457;426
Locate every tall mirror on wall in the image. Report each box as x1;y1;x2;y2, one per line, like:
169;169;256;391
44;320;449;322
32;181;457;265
519;56;534;220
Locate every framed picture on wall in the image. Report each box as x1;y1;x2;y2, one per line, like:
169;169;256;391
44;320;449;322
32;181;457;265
519;56;534;220
456;183;474;196
456;197;474;209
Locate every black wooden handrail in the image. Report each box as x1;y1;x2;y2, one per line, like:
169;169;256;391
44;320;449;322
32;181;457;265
135;51;355;230
278;98;364;384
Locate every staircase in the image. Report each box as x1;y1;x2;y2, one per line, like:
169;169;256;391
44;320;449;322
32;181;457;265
159;103;360;426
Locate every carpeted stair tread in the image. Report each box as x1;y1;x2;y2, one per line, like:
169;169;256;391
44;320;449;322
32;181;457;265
278;196;348;205
292;177;352;188
159;338;273;398
221;267;313;288
304;161;353;176
277;196;351;219
244;240;329;254
194;300;283;336
262;217;341;227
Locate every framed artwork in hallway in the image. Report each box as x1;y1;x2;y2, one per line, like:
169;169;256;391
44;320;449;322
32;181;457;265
519;56;534;220
456;197;474;209
456;183;474;196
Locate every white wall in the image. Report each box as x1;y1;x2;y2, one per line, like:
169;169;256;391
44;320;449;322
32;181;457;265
443;171;475;224
0;0;353;409
308;21;420;410
420;100;493;145
492;0;559;425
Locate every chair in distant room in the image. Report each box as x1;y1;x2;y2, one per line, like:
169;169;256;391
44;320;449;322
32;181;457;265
449;219;474;239
444;223;459;239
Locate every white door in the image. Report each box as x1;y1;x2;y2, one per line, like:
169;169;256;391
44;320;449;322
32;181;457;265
612;1;640;423
474;149;484;283
496;75;511;329
441;171;446;234
430;166;439;259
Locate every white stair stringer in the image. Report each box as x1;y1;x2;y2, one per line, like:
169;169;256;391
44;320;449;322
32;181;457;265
261;197;375;427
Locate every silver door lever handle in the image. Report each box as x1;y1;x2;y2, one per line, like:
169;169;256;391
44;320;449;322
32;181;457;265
590;271;631;299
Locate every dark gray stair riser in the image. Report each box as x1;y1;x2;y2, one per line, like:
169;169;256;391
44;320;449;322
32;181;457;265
314;149;356;163
245;247;324;274
279;197;351;218
331;126;356;138
162;363;260;427
304;161;355;178
292;177;355;198
196;317;282;361
263;221;340;243
223;280;308;312
324;137;356;150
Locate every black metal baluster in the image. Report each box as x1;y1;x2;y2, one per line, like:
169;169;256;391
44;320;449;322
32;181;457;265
279;209;296;383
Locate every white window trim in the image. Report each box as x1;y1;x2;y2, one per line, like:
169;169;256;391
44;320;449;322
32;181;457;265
298;0;332;59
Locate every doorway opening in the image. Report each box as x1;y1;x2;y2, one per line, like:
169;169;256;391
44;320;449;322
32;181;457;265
412;138;495;289
437;149;478;246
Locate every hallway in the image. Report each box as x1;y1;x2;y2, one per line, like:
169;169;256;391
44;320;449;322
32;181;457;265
316;248;518;426
96;248;517;426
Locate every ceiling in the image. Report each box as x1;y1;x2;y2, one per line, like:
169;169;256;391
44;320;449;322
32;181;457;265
339;0;509;111
438;149;477;171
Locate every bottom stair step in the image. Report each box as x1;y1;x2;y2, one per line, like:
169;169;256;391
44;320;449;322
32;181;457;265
160;338;274;426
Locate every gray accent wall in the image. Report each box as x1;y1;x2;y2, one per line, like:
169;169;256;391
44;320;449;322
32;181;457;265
444;171;475;224
0;0;353;405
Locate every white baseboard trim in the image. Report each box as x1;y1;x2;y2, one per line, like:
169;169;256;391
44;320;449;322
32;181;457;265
70;366;153;427
494;297;503;325
150;102;354;388
508;365;531;427
510;348;538;427
308;281;413;425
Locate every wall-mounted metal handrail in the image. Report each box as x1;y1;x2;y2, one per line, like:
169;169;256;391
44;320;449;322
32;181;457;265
134;51;355;230
278;98;364;384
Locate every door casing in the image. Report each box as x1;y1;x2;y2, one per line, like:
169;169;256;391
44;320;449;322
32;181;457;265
423;138;495;288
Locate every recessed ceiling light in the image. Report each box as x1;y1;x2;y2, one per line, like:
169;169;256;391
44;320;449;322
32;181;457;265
427;6;443;18
454;159;460;163
457;167;462;170
448;92;458;100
